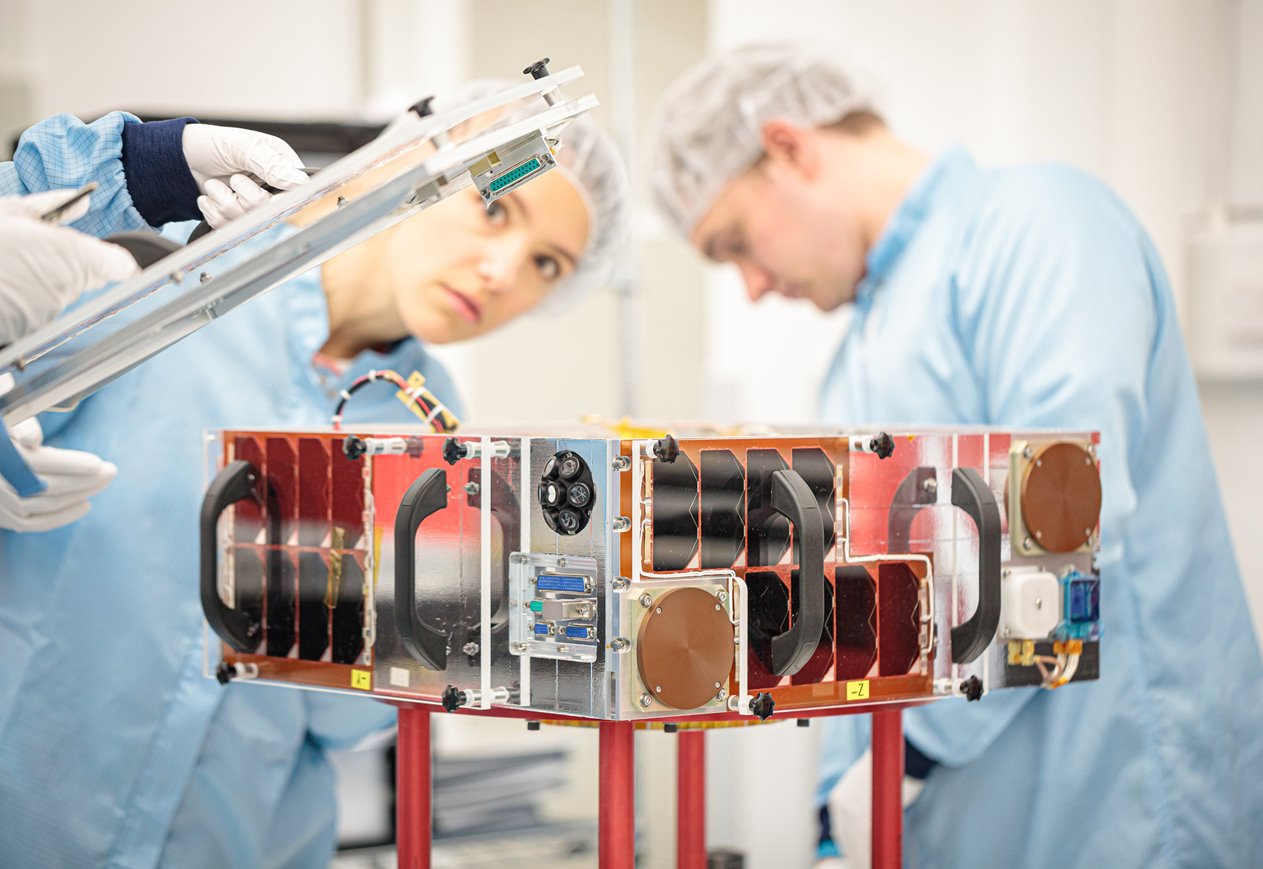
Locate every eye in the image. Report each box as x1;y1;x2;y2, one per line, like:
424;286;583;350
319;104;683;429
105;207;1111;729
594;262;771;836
534;254;561;282
485;200;508;226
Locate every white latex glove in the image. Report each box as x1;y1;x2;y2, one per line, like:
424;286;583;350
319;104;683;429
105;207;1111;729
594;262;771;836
825;749;927;869
182;124;308;227
0;376;117;532
0;191;139;344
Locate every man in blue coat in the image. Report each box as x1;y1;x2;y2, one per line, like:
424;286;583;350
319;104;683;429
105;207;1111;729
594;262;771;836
648;43;1263;868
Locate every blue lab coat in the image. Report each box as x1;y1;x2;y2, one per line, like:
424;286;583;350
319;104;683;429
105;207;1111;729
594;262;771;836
817;147;1263;867
0;120;462;867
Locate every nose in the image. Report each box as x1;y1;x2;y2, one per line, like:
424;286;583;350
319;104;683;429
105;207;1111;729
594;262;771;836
738;261;775;303
475;241;527;294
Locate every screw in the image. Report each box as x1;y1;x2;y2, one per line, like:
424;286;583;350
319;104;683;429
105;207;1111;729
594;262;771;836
336;195;348;207
199;271;211;284
612;576;630;590
715;604;721;611
557;644;569;653
461;642;479;656
639;693;653;708
610;637;629;652
463;482;480;496
611;516;631;533
655;685;663;693
1022;446;1033;459
655;607;662;615
869;432;895;459
1023;537;1034;551
557;557;567;567
1035;530;1043;540
511;642;527;652
714;681;722;689
716;590;728;602
612;455;631;471
639;594;653;608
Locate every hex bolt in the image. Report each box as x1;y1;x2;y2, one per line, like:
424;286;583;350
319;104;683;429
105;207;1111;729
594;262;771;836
612;576;630;590
611;516;631;533
612;455;631;471
716;590;728;602
716;689;728;701
463;482;480;496
922;477;938;497
462;642;479;657
610;637;629;652
639;693;653;708
557;557;567;567
639;593;653;608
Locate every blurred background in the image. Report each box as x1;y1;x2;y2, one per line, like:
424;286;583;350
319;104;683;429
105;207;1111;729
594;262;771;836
3;1;1259;866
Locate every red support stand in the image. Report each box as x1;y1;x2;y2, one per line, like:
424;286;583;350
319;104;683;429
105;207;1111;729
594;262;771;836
396;705;433;869
871;707;904;869
677;729;706;869
599;720;636;869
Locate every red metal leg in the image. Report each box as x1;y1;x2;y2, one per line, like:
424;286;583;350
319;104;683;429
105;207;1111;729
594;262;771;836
677;729;706;869
396;705;433;869
871;707;904;869
599;720;636;868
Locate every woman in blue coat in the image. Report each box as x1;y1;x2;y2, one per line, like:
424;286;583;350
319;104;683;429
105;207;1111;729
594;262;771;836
0;87;626;867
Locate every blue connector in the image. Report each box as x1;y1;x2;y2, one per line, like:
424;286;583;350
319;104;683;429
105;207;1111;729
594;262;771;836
536;574;588;593
1055;571;1101;641
564;625;595;640
533;622;551;636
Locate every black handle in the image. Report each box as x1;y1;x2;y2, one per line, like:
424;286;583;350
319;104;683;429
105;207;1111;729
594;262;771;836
948;468;1002;664
394;469;451;670
199;459;265;651
767;468;827;676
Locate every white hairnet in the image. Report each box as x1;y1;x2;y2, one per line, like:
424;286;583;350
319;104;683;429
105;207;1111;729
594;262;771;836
647;43;879;237
434;79;629;307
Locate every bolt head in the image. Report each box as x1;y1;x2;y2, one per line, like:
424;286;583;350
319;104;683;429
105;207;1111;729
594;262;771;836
639;593;653;608
639;693;653;708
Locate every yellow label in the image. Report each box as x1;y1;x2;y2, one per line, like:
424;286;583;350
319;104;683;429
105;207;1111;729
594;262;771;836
846;680;870;701
351;670;372;691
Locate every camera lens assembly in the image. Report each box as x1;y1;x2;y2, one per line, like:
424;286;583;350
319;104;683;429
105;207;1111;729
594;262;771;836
538;450;596;535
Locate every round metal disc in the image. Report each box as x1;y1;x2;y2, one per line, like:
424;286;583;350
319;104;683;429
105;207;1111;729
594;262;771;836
636;587;734;710
1020;442;1102;553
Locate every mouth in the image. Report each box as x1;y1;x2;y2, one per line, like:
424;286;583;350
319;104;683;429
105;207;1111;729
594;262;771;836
442;285;483;325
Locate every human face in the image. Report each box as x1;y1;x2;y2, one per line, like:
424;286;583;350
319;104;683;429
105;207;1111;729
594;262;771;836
689;160;867;312
379;169;590;344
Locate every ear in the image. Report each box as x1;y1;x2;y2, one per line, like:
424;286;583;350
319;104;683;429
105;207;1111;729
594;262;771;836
759;119;821;180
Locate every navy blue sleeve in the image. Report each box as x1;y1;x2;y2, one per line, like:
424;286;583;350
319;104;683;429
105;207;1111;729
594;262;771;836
119;117;203;226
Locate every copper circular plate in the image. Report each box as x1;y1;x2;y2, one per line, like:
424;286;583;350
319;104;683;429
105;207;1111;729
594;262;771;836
636;587;735;710
1021;442;1102;553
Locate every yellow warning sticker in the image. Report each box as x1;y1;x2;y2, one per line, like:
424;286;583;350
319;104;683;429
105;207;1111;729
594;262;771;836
351;670;372;691
845;680;870;701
